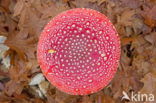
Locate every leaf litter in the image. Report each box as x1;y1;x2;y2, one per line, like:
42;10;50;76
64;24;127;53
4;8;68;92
0;0;156;103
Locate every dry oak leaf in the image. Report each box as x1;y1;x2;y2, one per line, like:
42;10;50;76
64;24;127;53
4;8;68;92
95;93;115;103
5;31;37;61
73;0;101;10
118;9;135;26
139;70;156;99
17;7;44;36
81;0;107;5
112;69;143;99
142;5;156;27
121;0;142;9
81;92;115;103
55;90;79;103
4;80;24;96
0;0;10;12
4;57;33;96
83;0;107;5
144;32;156;45
81;96;92;103
121;37;136;46
40;2;69;19
13;0;24;17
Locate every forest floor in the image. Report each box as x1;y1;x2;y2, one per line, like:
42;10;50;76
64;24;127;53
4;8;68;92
0;0;156;103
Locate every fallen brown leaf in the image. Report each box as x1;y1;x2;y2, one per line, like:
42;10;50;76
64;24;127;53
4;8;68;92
142;5;156;27
140;69;156;96
118;9;136;26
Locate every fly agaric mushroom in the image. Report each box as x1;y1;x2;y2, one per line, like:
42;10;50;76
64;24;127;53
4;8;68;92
37;8;120;95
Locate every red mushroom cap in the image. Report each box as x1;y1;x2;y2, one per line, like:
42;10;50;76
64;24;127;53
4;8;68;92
37;8;120;95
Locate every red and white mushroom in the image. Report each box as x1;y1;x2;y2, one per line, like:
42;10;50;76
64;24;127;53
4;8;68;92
37;8;120;95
